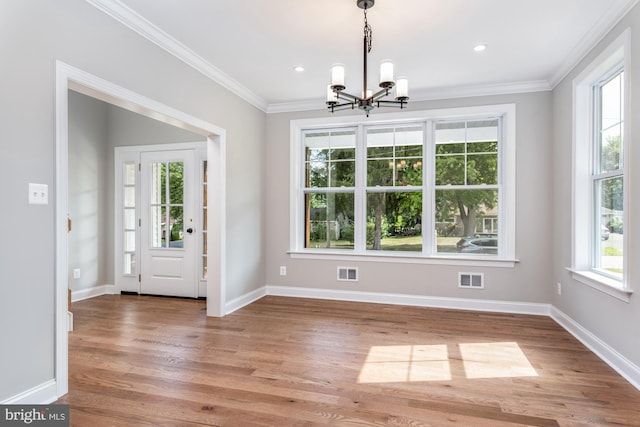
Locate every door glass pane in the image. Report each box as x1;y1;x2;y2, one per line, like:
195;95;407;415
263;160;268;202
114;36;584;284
149;161;185;250
151;162;166;204
124;163;136;186
202;160;208;279
124;253;135;275
169;162;184;204
124;187;136;208
151;206;165;248
124;231;136;252
124;208;136;230
169;206;184;248
122;162;136;276
202;255;208;279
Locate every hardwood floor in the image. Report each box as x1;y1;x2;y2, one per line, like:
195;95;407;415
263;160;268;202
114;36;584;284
58;294;640;426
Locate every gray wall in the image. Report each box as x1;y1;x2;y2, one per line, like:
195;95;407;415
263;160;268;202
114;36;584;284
551;4;640;367
68;92;109;293
265;91;554;303
0;0;265;401
68;91;205;293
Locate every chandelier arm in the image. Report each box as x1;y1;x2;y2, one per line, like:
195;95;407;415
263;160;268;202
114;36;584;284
327;102;357;113
371;87;392;101
376;99;408;109
335;91;362;102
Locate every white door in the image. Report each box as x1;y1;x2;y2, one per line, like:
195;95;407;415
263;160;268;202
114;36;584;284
140;149;198;297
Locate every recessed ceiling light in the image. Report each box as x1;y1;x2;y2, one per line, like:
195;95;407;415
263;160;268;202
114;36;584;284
293;65;305;72
474;44;487;52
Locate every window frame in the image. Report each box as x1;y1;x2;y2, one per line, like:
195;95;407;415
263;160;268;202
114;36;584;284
571;29;631;301
289;104;517;267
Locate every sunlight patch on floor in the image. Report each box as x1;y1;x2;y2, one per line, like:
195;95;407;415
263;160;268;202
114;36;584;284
358;345;451;383
357;342;537;383
459;342;538;379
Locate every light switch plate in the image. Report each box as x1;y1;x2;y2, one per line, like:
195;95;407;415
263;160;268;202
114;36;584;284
29;183;48;205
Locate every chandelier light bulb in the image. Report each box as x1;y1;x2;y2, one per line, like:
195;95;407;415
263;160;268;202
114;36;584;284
379;60;394;88
330;64;346;90
395;77;409;100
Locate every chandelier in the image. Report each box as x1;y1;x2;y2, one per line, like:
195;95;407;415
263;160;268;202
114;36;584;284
326;0;409;117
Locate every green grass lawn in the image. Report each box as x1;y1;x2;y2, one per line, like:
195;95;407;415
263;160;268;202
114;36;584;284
308;235;463;252
370;235;422;252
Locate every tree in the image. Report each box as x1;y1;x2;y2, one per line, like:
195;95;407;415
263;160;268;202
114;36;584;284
159;162;184;243
366;143;423;249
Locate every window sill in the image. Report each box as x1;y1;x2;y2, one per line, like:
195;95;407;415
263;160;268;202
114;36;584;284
567;268;632;302
288;250;518;268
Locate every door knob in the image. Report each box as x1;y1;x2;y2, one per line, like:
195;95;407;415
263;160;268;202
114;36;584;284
186;227;194;234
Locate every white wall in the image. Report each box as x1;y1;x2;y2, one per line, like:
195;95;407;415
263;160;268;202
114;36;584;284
68;92;110;293
551;4;640;368
265;91;554;304
0;0;265;401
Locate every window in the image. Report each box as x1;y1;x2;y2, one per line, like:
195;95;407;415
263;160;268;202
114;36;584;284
122;162;137;275
366;126;423;252
304;129;356;249
201;160;208;279
593;71;624;278
572;29;630;300
434;120;499;254
291;105;516;266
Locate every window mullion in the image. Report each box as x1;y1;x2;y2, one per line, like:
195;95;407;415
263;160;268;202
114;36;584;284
354;124;367;252
423;120;434;255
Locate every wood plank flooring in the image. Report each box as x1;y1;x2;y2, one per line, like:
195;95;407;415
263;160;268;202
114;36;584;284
58;295;640;426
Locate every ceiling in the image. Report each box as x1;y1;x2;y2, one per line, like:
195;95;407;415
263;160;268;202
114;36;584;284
90;0;638;112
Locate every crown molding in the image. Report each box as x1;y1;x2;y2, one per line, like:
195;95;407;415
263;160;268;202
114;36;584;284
87;0;638;115
266;80;551;114
86;0;268;112
548;0;640;88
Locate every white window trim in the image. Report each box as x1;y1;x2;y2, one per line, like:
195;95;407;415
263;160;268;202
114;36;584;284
571;28;632;301
289;104;517;268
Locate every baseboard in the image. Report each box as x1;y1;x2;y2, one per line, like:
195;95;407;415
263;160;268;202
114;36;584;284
71;284;117;302
1;380;58;405
224;286;267;315
550;306;640;391
265;285;551;316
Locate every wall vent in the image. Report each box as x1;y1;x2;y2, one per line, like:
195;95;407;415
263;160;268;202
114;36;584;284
458;272;484;289
337;267;358;282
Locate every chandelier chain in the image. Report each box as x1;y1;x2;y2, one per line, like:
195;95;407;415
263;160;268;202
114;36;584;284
364;8;372;53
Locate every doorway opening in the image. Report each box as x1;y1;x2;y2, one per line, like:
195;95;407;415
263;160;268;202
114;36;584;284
55;61;226;399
